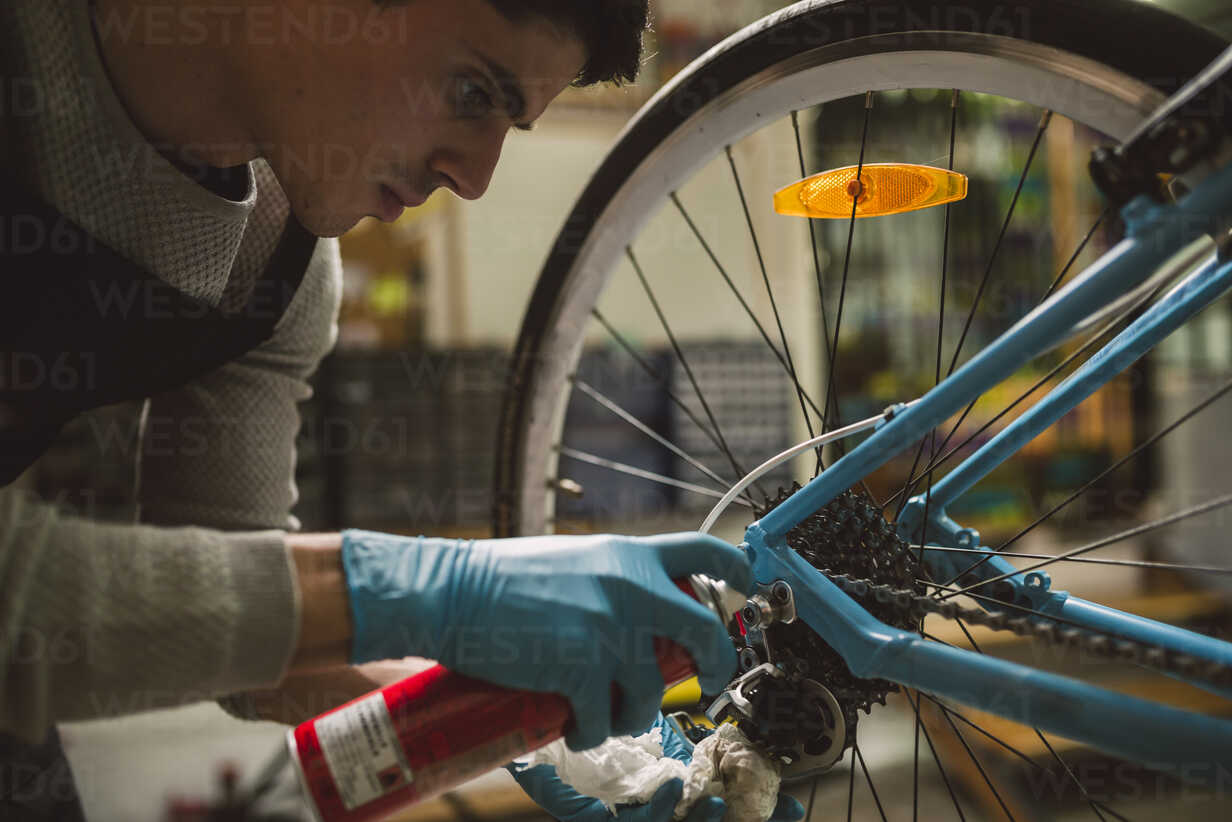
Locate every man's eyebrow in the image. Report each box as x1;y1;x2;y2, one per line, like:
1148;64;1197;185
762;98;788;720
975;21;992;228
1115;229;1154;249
473;51;534;130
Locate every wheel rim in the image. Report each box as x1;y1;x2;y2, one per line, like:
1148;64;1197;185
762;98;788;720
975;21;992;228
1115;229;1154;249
510;34;1163;535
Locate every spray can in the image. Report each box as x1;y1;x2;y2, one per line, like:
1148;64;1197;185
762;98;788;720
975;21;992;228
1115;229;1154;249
288;575;746;822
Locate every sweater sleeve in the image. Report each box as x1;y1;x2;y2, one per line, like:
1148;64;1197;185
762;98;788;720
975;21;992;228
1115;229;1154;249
0;236;341;741
0;487;299;743
137;237;343;532
139;233;343;722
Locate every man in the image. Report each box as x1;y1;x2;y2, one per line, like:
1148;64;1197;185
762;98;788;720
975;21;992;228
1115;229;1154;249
1;1;803;820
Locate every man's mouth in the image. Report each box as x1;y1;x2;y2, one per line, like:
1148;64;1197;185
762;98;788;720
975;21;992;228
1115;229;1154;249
377;182;425;222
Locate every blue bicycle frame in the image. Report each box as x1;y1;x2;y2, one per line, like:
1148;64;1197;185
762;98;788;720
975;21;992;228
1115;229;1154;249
741;151;1232;770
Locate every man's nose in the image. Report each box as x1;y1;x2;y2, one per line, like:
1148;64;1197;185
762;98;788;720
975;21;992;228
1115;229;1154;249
433;129;507;200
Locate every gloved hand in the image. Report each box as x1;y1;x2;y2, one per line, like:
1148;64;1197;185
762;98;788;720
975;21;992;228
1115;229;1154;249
506;713;806;822
340;531;752;751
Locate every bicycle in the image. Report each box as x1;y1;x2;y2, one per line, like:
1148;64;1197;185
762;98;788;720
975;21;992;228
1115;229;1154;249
492;0;1232;817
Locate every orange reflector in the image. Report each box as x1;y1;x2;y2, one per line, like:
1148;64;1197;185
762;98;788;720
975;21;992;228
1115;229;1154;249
774;163;968;219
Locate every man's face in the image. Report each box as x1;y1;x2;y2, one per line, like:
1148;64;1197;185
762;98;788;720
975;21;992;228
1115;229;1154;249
255;0;587;237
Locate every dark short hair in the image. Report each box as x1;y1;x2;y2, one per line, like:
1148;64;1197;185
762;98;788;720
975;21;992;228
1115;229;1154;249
484;1;649;86
375;1;650;86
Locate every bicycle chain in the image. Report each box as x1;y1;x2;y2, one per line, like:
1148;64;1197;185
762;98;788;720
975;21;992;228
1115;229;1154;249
820;570;1232;691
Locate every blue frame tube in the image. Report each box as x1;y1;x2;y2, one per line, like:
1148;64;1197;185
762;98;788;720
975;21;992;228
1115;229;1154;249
742;167;1232;763
744;533;1232;774
872;251;1232;695
911;542;1232;697
925;252;1232;511
757;163;1232;542
895;255;1232;691
1057;596;1232;667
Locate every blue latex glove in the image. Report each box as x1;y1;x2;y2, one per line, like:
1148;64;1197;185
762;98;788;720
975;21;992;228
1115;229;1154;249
506;713;806;821
341;531;752;751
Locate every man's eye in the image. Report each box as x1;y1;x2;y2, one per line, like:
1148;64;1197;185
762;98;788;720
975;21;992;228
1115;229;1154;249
455;78;495;118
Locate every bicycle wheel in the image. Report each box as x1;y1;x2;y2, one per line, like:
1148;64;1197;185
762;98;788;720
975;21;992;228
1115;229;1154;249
494;0;1232;817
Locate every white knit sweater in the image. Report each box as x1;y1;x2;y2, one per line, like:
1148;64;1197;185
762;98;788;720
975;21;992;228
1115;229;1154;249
1;0;343;741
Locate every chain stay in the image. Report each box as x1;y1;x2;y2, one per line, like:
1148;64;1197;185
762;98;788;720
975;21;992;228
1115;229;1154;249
823;571;1232;690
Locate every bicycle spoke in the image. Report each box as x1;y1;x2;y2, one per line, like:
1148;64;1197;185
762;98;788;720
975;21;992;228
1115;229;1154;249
919;630;966;647
902;187;1116;520
914;706;921;822
1034;731;1118;822
900;90;960;527
912;474;935;812
903;95;963;809
902;689;968;821
791;108;834;370
1042;207;1110;301
669;191;827;422
571;378;754;505
939;90;958;385
792;108;836;474
986;367;1232;550
931;626;1126;820
910;445;940;811
888;109;1060;521
920;693;1046;773
821;91;874;442
846;746;856;822
942;492;1232;599
932;696;1018;821
591;308;754;480
884;334;1106;515
886;284;1172;517
920;544;1232;575
854;741;889;822
726;145;817;437
626;247;757;489
557;446;752;505
947;110;1052;377
895;91;960;527
815;92;883;506
904;204;1119;509
805;773;821;822
941;372;1232;585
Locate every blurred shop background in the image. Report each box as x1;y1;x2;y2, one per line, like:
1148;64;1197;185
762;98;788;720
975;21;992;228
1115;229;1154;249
42;1;1232;821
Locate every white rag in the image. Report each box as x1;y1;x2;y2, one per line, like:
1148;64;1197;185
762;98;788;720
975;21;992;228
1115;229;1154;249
514;723;782;822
